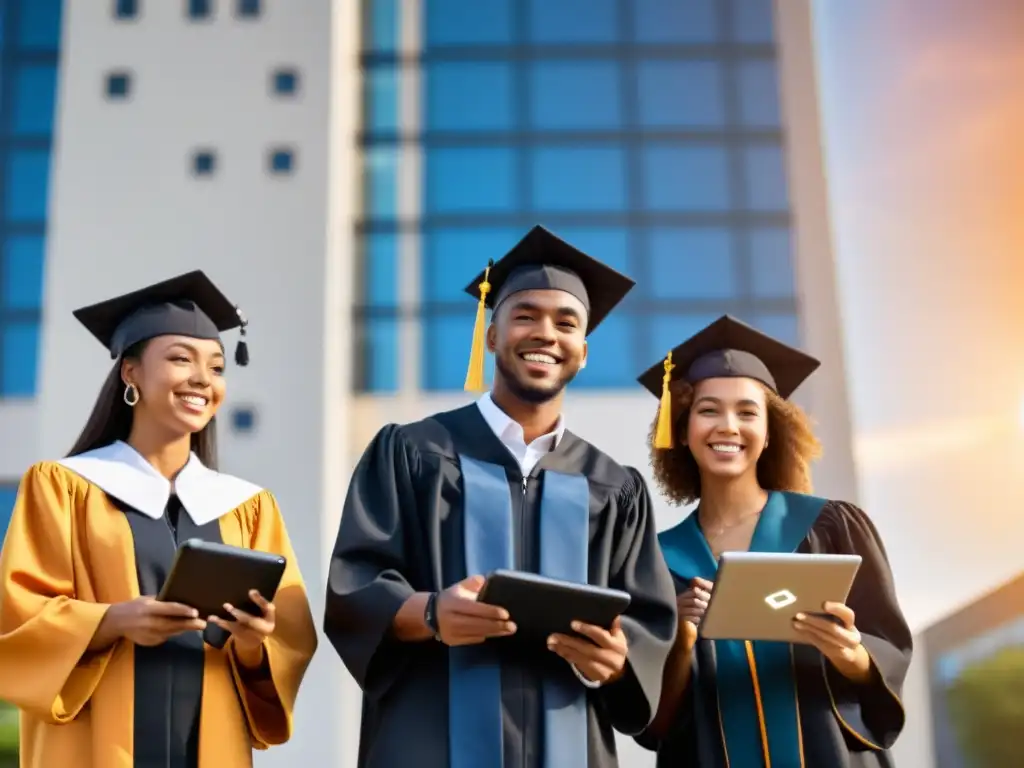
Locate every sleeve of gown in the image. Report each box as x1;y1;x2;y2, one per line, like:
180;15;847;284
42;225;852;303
821;501;913;751
0;463;115;723
323;424;419;702
228;491;318;749
597;466;679;735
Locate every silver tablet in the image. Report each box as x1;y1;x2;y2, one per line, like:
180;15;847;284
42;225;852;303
699;551;862;643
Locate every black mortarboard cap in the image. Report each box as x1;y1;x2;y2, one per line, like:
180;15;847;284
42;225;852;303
73;270;250;367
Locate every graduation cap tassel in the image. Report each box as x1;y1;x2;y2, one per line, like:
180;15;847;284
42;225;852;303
463;259;494;392
654;351;675;449
234;307;250;367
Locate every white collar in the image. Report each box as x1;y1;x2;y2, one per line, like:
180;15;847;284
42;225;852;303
59;440;262;526
475;392;566;449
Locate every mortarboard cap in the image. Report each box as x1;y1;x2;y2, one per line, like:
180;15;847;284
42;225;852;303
462;225;635;391
637;315;820;449
73;270;250;367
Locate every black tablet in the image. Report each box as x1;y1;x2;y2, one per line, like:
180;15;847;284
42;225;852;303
157;539;287;622
477;569;631;644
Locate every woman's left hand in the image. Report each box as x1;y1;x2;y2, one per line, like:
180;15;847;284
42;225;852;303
793;601;871;681
209;589;276;666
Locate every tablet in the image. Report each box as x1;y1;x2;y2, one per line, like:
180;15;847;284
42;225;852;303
477;569;631;644
157;539;287;622
699;551;862;643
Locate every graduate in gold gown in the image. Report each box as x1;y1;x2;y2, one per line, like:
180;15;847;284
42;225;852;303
0;271;318;768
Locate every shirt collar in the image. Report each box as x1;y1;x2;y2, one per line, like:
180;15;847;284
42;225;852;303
476;392;566;449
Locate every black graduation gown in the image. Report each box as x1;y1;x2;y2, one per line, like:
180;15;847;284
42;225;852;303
323;404;678;768
636;493;913;767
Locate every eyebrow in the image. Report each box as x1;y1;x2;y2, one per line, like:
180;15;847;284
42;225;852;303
694;396;762;408
168;341;225;360
509;300;583;321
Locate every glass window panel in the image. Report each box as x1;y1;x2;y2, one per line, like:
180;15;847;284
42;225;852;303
574;313;632;388
425;147;518;214
637;60;725;128
365;233;399;305
529;60;622;131
362;317;399;392
539;227;629;277
648;228;735;299
732;0;775;43
747;313;800;347
1;321;40;397
642;144;730;212
422;310;492;391
188;0;212;19
366;0;399;52
632;0;719;43
426;0;513;46
738;60;781;128
744;145;789;211
12;65;58;136
364;147;398;219
365;66;399;133
425;61;514;132
530;146;627;213
114;0;138;20
528;0;618;44
2;236;45;310
237;0;261;18
5;150;51;223
0;486;16;540
648;313;722;364
422;228;522;302
749;227;795;298
16;0;62;50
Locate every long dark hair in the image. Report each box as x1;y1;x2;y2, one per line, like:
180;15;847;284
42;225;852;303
66;340;219;469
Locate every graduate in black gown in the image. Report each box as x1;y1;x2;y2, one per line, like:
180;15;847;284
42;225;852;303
632;315;913;767
0;272;317;767
324;226;678;768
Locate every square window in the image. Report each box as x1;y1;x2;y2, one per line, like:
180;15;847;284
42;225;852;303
425;147;518;214
237;0;261;18
364;147;398;219
12;65;59;136
647;313;722;364
114;0;138;19
528;0;618;44
425;0;513;46
5;150;51;222
425;61;514;133
230;407;257;433
365;0;399;52
529;60;622;131
530;145;627;213
732;0;775;44
192;149;217;176
365;67;399;134
272;68;299;96
357;316;400;393
541;226;630;278
2;236;46;311
747;313;800;347
641;144;731;212
269;148;295;174
106;71;132;99
743;145;789;211
637;60;725;129
738;60;781;128
17;0;62;49
632;0;719;43
1;321;40;397
363;233;399;306
648;228;736;299
573;313;634;388
0;486;16;538
422;228;522;303
421;310;490;391
187;0;211;20
749;227;795;298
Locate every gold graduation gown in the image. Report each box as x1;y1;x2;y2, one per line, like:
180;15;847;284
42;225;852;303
0;441;318;767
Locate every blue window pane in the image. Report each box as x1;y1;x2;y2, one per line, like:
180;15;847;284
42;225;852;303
425;147;517;214
422;310;491;391
2;236;45;310
744;145;788;211
426;0;513;46
530;146;626;213
231;407;256;433
365;67;399;133
632;0;719;43
192;150;216;175
1;321;40;396
738;60;781;127
367;0;398;52
363;317;399;392
114;0;138;20
17;0;62;49
747;313;800;347
364;233;398;305
642;145;730;211
106;71;131;99
648;228;735;299
529;60;622;131
647;313;721;364
733;0;775;43
425;62;514;132
5;150;51;222
188;0;212;19
574;312;633;388
273;68;298;95
422;228;521;302
0;486;16;540
750;228;795;298
237;0;261;17
270;149;294;174
637;60;725;128
539;227;629;278
365;147;398;219
528;0;618;43
12;65;58;136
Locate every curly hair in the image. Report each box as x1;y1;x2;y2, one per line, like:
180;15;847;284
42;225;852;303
648;380;822;506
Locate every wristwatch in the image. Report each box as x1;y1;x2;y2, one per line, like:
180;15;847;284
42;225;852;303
424;592;441;639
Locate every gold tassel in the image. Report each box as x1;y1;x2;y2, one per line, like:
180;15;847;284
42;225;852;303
463;260;493;392
654;351;676;449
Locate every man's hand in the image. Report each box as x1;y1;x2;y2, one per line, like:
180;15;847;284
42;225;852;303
436;575;517;646
547;617;628;685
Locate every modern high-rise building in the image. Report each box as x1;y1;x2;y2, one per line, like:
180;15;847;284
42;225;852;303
4;1;1021;767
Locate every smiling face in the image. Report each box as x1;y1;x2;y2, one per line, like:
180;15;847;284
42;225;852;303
487;288;588;404
685;376;769;483
121;334;227;438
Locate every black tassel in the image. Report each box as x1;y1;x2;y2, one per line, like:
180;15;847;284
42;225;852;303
234;306;249;367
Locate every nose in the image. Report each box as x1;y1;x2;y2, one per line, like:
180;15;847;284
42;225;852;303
716;411;741;435
188;366;211;388
529;316;557;343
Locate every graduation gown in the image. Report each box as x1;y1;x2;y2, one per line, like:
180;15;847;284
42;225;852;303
323;404;678;768
0;441;318;768
637;492;913;767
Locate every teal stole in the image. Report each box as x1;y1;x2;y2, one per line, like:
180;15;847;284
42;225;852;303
658;491;827;767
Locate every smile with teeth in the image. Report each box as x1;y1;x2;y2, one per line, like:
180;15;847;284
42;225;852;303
709;443;742;454
177;394;208;407
521;352;559;365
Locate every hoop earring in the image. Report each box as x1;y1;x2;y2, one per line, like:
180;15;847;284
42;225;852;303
123;383;140;407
